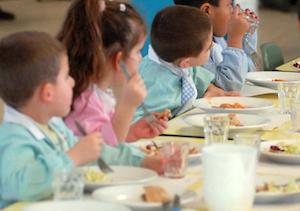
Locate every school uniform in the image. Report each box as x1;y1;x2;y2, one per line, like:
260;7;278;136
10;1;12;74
133;46;214;122
0;105;145;208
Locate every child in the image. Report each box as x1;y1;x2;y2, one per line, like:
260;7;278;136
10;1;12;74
59;0;168;145
174;0;258;91
134;5;237;122
0;31;163;208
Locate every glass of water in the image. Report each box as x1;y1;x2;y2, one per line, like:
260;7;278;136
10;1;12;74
290;99;300;133
277;82;300;114
52;168;84;200
204;114;230;145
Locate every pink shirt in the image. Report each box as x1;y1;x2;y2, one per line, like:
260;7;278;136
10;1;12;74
65;85;118;146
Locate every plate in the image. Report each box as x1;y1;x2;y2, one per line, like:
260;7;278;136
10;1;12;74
260;140;300;164
193;97;273;114
83;166;157;191
246;71;300;90
22;201;131;211
255;174;300;203
92;184;197;211
131;139;202;163
183;113;270;132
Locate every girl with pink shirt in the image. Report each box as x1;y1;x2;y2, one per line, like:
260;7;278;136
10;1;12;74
59;0;168;146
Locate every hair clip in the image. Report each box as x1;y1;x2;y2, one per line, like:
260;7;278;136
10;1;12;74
120;3;126;12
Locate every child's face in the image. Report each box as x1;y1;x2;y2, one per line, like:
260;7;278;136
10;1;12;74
187;31;213;67
51;54;75;117
209;0;233;37
123;36;146;76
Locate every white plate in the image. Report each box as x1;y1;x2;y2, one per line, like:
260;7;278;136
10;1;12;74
83;166;157;191
131;139;202;163
246;71;300;90
260;140;300;164
93;184;197;211
193;97;274;114
183;113;270;132
255;174;300;203
22;201;131;211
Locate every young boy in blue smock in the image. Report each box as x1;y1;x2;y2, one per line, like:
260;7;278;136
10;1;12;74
174;0;259;91
134;6;237;122
0;31;163;208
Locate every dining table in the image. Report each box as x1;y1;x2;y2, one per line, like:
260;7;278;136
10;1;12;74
4;90;300;211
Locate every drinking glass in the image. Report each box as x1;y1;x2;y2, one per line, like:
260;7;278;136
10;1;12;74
161;142;189;179
202;144;258;211
277;82;300;114
290;99;300;132
52;168;84;200
204;114;230;145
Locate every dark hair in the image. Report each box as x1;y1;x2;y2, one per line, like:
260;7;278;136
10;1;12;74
0;31;65;108
57;0;146;101
151;5;212;62
174;0;219;7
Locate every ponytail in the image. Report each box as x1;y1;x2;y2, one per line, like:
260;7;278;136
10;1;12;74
57;0;105;101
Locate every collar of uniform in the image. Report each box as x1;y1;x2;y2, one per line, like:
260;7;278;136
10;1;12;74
3;104;46;140
147;45;190;78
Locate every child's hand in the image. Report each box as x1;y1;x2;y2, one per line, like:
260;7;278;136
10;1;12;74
227;6;251;48
121;73;147;108
204;84;240;97
67;132;102;166
141;155;165;174
126;114;168;141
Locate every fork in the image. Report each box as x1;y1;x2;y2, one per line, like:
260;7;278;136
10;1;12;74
74;120;114;174
119;61;159;125
161;194;181;211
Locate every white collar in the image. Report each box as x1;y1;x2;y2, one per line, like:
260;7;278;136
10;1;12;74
4;105;47;140
148;45;190;78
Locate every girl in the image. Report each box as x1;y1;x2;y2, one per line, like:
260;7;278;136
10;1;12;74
58;0;168;146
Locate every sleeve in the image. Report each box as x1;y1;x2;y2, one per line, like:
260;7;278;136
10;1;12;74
192;66;215;98
64;90;111;136
101;143;145;167
0;130;74;202
205;47;249;91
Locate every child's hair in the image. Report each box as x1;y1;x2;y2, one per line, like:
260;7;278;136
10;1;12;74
173;0;219;7
0;31;66;108
57;0;146;101
151;5;212;62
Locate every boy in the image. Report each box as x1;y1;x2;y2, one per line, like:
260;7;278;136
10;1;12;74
134;6;237;122
174;0;258;91
0;31;162;208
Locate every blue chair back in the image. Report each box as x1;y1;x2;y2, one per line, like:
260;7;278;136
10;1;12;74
131;0;174;56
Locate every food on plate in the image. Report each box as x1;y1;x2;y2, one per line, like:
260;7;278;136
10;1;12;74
84;168;106;183
142;185;171;203
271;79;288;82
293;61;300;69
213;103;247;109
156;109;172;119
256;180;300;193
228;113;243;127
269;142;300;154
139;141;200;156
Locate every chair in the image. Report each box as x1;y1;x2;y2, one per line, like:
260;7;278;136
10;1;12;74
130;0;174;56
260;42;284;70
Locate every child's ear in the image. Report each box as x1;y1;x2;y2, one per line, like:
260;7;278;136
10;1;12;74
200;3;212;15
40;82;54;103
113;51;124;72
177;57;191;68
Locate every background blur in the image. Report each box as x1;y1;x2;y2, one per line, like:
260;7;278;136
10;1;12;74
0;0;299;61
